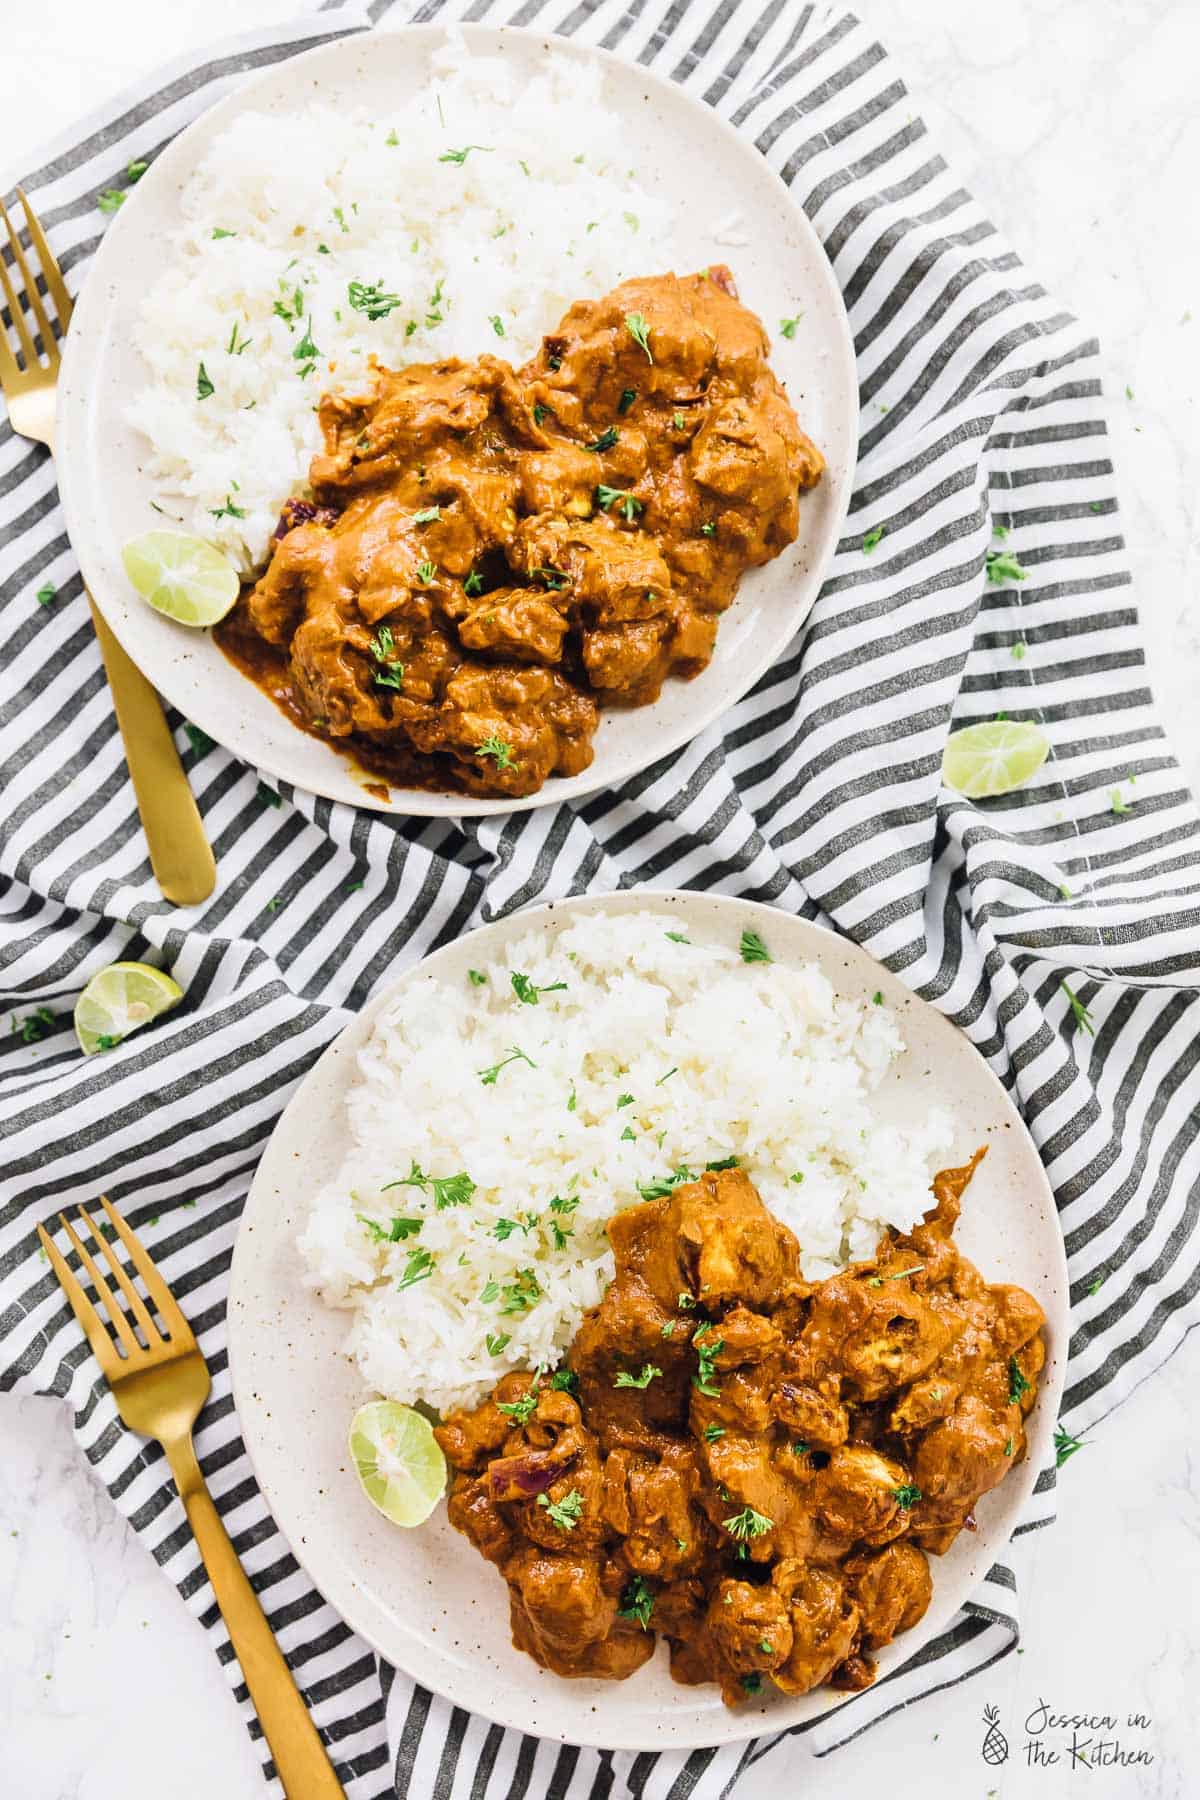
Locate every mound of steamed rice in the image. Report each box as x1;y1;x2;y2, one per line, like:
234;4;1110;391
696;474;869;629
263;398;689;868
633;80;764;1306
129;39;676;572
298;911;954;1416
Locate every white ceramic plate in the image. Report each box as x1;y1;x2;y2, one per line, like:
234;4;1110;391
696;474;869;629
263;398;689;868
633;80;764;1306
56;24;858;818
227;892;1067;1750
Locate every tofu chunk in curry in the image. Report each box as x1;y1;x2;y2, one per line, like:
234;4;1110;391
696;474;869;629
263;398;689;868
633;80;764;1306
216;268;823;799
434;1154;1045;1705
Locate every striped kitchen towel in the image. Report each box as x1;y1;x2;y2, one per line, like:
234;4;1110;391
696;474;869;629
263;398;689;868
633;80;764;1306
3;1;1199;1796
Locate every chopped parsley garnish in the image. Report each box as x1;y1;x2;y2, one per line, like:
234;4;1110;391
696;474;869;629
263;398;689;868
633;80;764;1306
12;1007;55;1044
538;1488;584;1530
618;387;637;415
891;1483;922;1511
499;1268;542;1314
478;1044;536;1084
211;227;236;239
665;930;689;944
431;1172;476;1209
492;1217;529;1241
380;1161;474;1210
370;626;405;690
620;1125;636;1141
672;411;685;430
1054;1424;1086;1468
468;968;487;985
97;189;126;215
35;582;57;607
596;485;644;521
412;506;441;524
985;548;1028;585
549;1367;579;1394
739;929;771;964
703;1424;725;1442
511;971;568;1006
1011;639;1028;661
486;1332;511;1356
624;311;653;362
382;1157;428;1191
396;1248;436;1291
700;522;716;537
293;315;320;377
790;1441;809;1457
868;1264;925;1287
677;1292;697;1310
498;1380;541;1424
616;1093;635;1109
660;1320;677;1338
872;990;883;1004
862;525;885;554
196;362;214;400
533;403;548;426
741;1673;763;1695
656;1067;677;1086
1110;788;1130;815
476;734;516;771
488;315;506;337
566;1084;577;1112
585;426;619;454
533;565;570;590
636;1165;695;1200
1087;1272;1105;1296
617;1576;654;1629
549;1193;579;1218
226;321;252;355
357;1213;423;1243
348;280;403;321
439;145;493;164
209;495;247;520
1061;981;1095;1036
184;723;214;756
463;569;484;597
705;1156;739;1172
415;560;436;585
1008;1356;1032;1403
614;1363;661;1389
779;315;800;338
332;206;350;233
723;1505;773;1540
693;1326;724;1397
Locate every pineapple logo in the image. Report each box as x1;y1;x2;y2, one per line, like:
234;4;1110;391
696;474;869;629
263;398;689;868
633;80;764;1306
981;1704;1009;1765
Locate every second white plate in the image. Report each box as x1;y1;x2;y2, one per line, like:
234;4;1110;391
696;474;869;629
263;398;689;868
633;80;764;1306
227;891;1067;1750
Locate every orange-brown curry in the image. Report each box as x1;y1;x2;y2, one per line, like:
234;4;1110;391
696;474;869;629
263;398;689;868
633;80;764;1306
434;1154;1045;1705
217;269;823;799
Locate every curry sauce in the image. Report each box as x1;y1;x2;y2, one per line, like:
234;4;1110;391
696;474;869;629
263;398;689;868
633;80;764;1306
216;268;823;799
434;1154;1045;1704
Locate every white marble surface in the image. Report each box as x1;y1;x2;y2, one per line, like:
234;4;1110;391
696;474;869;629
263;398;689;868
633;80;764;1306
3;2;1199;1797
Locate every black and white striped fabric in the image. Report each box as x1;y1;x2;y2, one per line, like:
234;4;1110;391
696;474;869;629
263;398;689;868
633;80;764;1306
4;0;1199;1793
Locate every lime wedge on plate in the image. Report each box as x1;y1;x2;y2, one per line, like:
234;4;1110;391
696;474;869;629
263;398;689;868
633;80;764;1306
349;1400;447;1527
74;961;184;1055
942;720;1050;799
121;530;239;626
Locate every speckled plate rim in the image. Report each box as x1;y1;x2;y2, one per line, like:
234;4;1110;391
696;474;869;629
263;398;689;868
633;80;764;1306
227;892;1067;1752
56;23;859;818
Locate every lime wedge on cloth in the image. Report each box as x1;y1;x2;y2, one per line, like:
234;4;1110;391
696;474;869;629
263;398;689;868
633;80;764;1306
349;1400;446;1527
121;530;239;626
942;720;1050;799
74;961;183;1055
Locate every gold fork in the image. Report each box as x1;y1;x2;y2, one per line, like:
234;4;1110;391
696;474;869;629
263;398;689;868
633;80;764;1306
0;191;216;906
38;1198;345;1798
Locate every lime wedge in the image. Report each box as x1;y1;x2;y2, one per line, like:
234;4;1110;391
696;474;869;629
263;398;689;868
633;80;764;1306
349;1400;446;1527
74;961;184;1056
121;530;239;627
942;720;1050;799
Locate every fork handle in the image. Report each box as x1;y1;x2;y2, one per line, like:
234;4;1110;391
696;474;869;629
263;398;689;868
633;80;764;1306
88;599;217;906
166;1435;346;1798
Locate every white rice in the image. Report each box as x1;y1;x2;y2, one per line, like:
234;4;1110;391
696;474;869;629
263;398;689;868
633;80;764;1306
299;911;954;1416
129;39;676;572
